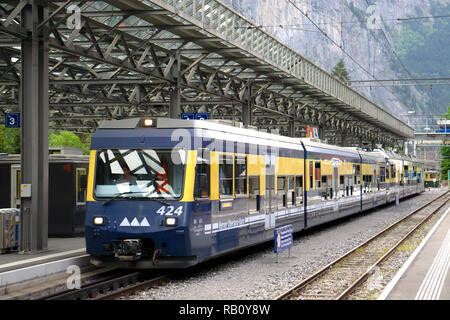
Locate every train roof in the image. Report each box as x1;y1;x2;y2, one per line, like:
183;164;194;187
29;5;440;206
98;117;363;157
98;118;423;165
0;154;89;164
99;117;302;145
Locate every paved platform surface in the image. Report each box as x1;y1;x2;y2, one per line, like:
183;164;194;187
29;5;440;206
0;238;88;289
379;202;450;300
0;237;85;273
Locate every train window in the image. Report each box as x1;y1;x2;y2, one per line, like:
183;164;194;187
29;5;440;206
295;175;303;204
277;175;286;208
287;176;295;207
315;162;321;189
195;149;210;199
321;175;331;200
235;155;247;197
248;176;260;213
76;168;87;205
380;167;385;183
354;165;360;185
219;154;233;197
94;148;185;199
339;175;346;197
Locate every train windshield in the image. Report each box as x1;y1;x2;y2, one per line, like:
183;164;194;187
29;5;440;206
94;148;185;199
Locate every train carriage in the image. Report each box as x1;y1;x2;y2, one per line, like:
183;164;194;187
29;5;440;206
424;170;440;188
85;118;424;269
359;150;387;209
0;152;89;236
298;140;362;228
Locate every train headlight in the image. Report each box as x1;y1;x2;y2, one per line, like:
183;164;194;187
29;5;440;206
142;118;156;127
165;217;177;226
94;217;104;225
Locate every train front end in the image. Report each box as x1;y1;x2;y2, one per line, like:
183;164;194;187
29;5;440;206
85;118;197;268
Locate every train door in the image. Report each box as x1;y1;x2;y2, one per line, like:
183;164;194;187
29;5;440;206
265;155;276;230
10;164;21;209
333;159;339;200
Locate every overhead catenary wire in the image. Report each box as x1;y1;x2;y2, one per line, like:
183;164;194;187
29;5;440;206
237;13;450;29
285;0;404;104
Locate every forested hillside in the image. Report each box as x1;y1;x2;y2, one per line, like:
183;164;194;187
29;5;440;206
222;0;449;121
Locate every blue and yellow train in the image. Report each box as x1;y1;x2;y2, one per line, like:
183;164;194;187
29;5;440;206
85;118;424;268
424;170;440;188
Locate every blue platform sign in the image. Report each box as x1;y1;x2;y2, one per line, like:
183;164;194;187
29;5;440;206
274;224;293;254
5;113;20;128
181;112;210;120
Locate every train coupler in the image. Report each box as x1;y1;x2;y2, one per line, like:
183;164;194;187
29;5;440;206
112;239;143;261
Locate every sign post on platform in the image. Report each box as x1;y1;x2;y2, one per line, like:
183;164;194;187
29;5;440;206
274;224;293;263
5;113;21;128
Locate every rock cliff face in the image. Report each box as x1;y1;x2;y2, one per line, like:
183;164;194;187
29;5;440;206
221;0;445;124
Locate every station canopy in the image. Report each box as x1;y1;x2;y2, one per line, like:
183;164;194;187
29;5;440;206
0;0;414;146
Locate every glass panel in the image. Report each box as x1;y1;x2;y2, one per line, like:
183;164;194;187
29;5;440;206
277;176;286;208
195;149;210;198
95;148;185;199
219;154;233;197
76;168;87;204
287;175;294;206
248;176;260;212
295;175;303;203
235;156;247;196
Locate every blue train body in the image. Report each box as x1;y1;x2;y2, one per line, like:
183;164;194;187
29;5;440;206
85;118;424;268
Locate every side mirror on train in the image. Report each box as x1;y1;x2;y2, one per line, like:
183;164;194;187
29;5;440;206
80;174;87;189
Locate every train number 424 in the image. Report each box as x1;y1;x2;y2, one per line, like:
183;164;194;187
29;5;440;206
156;205;183;216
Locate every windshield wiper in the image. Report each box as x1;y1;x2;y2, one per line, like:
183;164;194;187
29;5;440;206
102;190;171;207
102;191;141;206
144;187;171;206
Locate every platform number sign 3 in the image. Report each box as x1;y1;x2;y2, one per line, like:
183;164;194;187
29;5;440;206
5;113;20;128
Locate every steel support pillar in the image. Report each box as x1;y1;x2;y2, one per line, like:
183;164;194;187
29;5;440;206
288;119;295;137
19;3;49;253
169;87;181;119
169;52;181;119
341;132;348;147
241;82;252;127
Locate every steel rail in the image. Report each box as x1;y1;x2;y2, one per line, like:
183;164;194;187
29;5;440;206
337;194;449;300
44;271;143;300
275;190;450;300
92;274;170;300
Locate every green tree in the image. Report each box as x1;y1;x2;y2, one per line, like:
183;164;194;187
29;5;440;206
49;130;84;151
0;126;21;154
332;58;351;85
0;127;91;155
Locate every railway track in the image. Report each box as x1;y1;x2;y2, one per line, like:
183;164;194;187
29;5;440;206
276;190;450;300
41;270;170;300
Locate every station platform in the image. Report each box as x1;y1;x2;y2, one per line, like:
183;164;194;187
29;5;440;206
379;203;450;300
0;238;89;290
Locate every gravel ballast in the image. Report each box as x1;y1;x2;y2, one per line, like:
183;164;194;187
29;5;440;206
123;189;447;300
